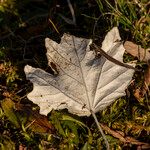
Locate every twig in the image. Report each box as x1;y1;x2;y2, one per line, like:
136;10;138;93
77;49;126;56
92;43;139;71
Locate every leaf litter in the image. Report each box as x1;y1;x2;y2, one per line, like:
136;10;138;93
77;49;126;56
24;27;136;149
124;41;150;63
124;41;150;102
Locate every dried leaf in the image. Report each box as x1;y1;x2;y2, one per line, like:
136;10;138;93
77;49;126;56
15;103;55;133
134;88;142;101
124;41;150;62
142;65;150;95
27;113;55;133
19;145;27;150
134;65;150;100
22;111;54;133
24;27;135;116
144;65;150;87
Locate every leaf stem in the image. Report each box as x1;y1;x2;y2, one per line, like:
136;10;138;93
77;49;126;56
91;111;110;150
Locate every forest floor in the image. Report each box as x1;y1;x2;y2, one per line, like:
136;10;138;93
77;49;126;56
0;0;150;149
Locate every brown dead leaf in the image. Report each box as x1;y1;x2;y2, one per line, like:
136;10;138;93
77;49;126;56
144;65;150;87
124;41;150;63
19;144;27;150
27;111;55;133
142;65;150;96
15;103;55;133
0;63;4;71
134;88;143;102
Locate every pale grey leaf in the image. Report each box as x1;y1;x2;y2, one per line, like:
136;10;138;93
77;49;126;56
24;27;135;116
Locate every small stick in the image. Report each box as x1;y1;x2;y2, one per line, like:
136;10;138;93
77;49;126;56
92;43;139;71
